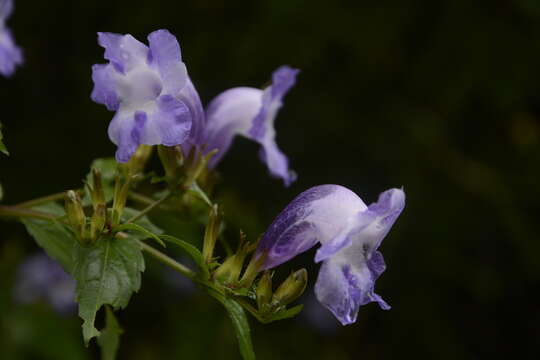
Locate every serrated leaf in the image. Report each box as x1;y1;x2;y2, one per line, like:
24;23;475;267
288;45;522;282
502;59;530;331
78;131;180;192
98;307;123;360
208;289;256;360
114;223;165;247
0;122;8;155
83;158;118;205
73;236;144;345
160;234;209;278
21;203;76;272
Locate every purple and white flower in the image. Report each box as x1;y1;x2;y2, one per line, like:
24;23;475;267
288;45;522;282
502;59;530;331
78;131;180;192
0;0;23;77
255;185;405;325
202;66;299;186
92;29;298;185
91;29;203;162
13;253;76;314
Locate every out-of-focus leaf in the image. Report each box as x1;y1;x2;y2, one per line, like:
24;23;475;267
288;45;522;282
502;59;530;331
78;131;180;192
160;234;208;278
21;203;76;272
73;236;144;345
0;182;3;201
208;289;256;360
98;307;123;360
121;207;163;235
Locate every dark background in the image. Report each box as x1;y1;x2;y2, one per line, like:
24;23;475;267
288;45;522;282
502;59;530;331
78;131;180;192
1;0;539;359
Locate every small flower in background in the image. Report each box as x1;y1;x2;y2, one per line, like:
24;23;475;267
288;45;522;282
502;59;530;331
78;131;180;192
91;29;203;162
255;185;405;325
0;0;23;77
13;253;76;314
202;66;299;186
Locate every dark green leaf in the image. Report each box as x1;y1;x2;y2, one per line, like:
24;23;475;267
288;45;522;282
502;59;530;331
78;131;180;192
83;158;118;205
160;234;209;278
21;203;76;272
114;223;165;247
0;122;8;155
73;235;144;345
98;307;123;360
208;289;256;360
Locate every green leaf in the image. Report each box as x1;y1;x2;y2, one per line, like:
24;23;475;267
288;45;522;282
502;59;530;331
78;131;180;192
0;122;8;155
83;158;118;205
208;289;256;360
73;236;144;345
114;223;165;247
21;203;76;272
98;307;123;360
159;234;209;278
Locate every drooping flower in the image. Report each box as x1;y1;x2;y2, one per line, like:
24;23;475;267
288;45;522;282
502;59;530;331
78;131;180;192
13;253;76;314
254;185;405;325
0;0;23;77
201;66;299;186
91;29;203;162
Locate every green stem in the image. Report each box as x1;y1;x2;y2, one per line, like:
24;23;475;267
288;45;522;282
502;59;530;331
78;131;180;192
140;241;196;280
126;192;172;224
15;192;68;208
0;205;61;221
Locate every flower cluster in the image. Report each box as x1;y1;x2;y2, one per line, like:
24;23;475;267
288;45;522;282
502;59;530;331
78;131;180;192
91;30;297;186
0;0;22;77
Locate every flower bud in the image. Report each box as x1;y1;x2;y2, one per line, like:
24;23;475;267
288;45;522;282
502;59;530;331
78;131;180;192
202;204;220;264
111;174;133;226
126;144;153;175
157;145;183;183
272;269;308;307
90;168;105;209
256;271;273;312
214;232;252;285
65;190;86;241
90;204;106;240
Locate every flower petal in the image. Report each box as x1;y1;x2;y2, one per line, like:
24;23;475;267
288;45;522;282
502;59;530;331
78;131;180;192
147;29;187;94
97;32;148;73
314;247;390;325
204;66;299;186
256;185;367;269
0;0;14;21
143;94;191;146
0;27;22;77
108;110;144;162
179;77;206;150
90;64;120;111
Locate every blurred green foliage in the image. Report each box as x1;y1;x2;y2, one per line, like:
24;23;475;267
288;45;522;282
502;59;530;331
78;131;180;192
1;0;539;359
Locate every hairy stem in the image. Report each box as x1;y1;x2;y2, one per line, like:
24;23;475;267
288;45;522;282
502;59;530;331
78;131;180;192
0;205;61;221
15;192;69;208
140;241;196;280
126;192;172;224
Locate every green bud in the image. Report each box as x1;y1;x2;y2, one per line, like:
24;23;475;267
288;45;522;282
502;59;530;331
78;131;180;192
238;250;266;288
111;174;133;226
157;145;183;183
126;144;153;175
65;190;87;242
272;269;308;307
202;204;220;264
90;168;105;209
214;232;252;285
256;271;273;312
90;203;106;240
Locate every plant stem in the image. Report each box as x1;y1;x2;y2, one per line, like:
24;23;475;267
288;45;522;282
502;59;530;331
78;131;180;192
139;241;196;280
0;205;61;221
15;192;68;208
126;192;172;224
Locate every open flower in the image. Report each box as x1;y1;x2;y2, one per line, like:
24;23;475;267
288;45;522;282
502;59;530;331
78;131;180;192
202;66;299;186
254;185;405;325
91;29;203;162
0;0;23;77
